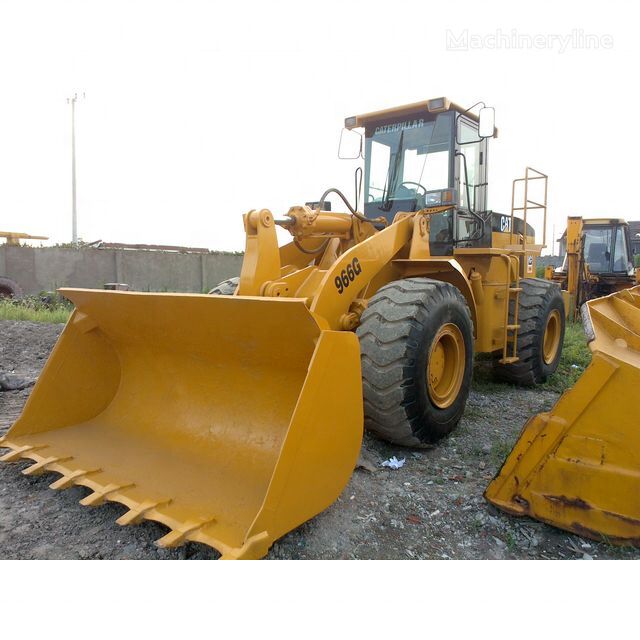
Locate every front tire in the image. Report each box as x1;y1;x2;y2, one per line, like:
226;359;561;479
357;278;474;446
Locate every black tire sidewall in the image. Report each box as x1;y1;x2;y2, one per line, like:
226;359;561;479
493;279;566;386
534;289;565;380
0;277;22;299
412;298;474;443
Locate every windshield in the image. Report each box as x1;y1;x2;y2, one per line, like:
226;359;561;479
364;112;453;214
558;225;633;274
584;226;631;273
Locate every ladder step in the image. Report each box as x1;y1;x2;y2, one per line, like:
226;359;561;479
508;287;523;293
499;356;520;365
506;324;520;330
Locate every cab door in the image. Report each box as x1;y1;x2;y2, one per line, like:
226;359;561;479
455;116;488;214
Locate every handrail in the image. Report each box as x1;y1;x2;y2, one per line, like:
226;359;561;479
509;167;548;253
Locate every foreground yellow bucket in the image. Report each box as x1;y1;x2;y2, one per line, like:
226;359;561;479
485;286;640;545
0;289;363;559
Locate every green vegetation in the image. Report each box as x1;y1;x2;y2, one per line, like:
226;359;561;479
470;517;483;533
471;365;504;393
473;320;591;394
461;405;483;421
490;439;515;466
595;535;640;558
504;530;518;552
0;294;72;324
543;321;591;393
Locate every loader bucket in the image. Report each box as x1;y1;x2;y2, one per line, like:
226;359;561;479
0;289;363;559
485;286;640;546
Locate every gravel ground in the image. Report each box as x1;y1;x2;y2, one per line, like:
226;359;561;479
1;319;638;560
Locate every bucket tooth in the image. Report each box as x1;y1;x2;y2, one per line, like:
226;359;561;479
220;531;271;560
0;444;46;463
49;468;102;490
80;483;135;507
1;450;25;463
116;499;171;526
22;456;72;476
155;518;216;549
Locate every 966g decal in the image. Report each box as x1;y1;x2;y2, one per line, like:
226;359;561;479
335;257;362;294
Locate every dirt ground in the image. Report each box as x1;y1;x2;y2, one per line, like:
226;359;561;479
0;319;638;560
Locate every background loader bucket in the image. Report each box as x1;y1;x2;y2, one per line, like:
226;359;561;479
0;289;363;559
485;286;640;545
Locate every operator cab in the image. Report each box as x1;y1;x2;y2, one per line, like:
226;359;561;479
556;219;635;277
342;97;511;254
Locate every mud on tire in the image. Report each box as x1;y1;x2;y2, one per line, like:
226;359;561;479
356;278;474;447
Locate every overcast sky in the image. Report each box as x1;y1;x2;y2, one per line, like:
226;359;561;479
0;0;636;252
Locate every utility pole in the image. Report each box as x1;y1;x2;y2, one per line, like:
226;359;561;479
67;93;84;246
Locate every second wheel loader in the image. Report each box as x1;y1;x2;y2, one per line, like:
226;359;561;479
547;216;638;319
0;97;565;558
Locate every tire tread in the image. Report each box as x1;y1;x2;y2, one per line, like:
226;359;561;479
357;278;473;446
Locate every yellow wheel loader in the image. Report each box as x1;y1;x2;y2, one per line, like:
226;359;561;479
546;216;639;319
485;285;640;546
0;98;565;559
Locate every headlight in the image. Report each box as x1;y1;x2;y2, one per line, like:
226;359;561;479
427;97;447;112
344;116;358;129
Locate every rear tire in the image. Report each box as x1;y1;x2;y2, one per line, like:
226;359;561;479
208;277;239;295
493;278;565;385
0;276;23;299
357;278;474;446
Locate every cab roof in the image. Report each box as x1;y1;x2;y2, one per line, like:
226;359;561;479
345;97;480;130
583;218;628;226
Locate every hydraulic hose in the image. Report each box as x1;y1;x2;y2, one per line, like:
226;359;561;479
317;187;384;226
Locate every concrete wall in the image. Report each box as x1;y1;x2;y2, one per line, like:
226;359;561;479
0;245;244;295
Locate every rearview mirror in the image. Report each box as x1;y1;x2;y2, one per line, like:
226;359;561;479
338;128;363;159
479;107;495;138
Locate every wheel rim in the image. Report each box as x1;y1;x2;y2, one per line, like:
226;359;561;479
543;309;562;365
427;323;465;409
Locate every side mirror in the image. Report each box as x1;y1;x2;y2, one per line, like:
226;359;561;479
479;107;495;138
338;128;363;159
